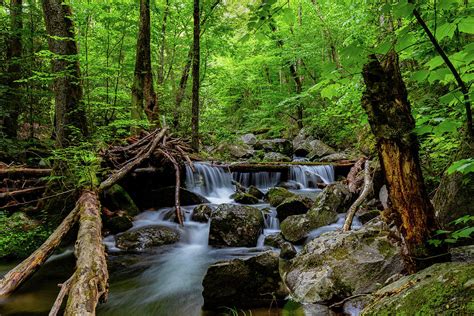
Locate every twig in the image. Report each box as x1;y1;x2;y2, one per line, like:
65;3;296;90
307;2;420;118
343;160;372;231
329;293;372;308
48;276;73;316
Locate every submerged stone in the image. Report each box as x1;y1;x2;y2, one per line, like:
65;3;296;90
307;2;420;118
116;225;180;251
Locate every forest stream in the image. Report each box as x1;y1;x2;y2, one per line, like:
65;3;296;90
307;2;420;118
0;162;362;315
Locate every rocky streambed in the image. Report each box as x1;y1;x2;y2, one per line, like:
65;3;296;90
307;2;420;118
1;161;472;315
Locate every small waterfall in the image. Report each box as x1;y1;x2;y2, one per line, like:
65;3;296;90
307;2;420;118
289;165;335;188
185;163;234;203
232;171;281;189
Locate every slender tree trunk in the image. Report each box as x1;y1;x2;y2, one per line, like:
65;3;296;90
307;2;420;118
173;0;221;130
3;0;23;138
131;0;159;128
41;0;88;147
191;0;200;152
361;51;438;271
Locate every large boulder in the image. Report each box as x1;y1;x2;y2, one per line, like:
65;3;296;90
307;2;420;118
103;184;140;216
276;195;313;222
362;262;474;315
202;251;288;309
209;204;264;247
265;187;296;207
192;204;213;222
106;214;133;234
263;152;291;162
116;225;180;251
255;139;293;156
307;140;336;160
151;187;209;208
280;207;338;243
233;192;259;204
247;185;264;199
241;133;257;146
228;144;254;159
280;182;352;242
283;221;405;304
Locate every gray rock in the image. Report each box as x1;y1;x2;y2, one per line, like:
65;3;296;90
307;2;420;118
209;204;264;247
116;225;180;251
361;262;474;315
192;204;213;222
319;153;348;162
234;192;259;204
276;195;313;222
450;245;474;262
264;233;286;248
307;140;336;160
202;251;288;309
280;242;297;260
241;133;257;146
263;152;291;162
229;144;254;159
256;139;293;156
280;182;352;242
283;223;405;304
277;180;302;190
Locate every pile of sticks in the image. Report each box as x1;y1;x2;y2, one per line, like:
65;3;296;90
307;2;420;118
0;128;193;315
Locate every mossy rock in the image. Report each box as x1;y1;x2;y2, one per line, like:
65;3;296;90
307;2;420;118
103;184;140;216
276;195;313;222
362;262;474;315
280;208;337;243
265;187;296;207
106;215;133;234
208;204;264;247
247;185;264;199
234;192;259;205
116;225;180;251
192;204;213;222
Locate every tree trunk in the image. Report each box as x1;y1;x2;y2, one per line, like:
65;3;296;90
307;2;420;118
2;0;23;139
41;0;88;147
191;0;200;152
65;190;108;315
289;63;303;129
361;51;438;271
131;0;159;127
173;48;192;130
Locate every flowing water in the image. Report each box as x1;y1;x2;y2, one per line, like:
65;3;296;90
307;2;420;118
0;162;359;316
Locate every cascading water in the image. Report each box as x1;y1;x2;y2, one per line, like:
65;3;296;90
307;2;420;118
185;163;234;204
233;171;282;189
289;165;335;187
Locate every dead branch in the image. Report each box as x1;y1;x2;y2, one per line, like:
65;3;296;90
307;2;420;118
158;149;184;225
49;276;73;316
99;128;167;192
343;160;372;231
0;186;47;200
0;204;80;296
0;168;52;179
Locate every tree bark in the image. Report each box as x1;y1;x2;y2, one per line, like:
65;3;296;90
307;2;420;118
41;0;88;147
2;0;23;139
0;203;80;296
64;190;108;315
343;160;371;231
191;0;200;152
361;51;438;270
131;0;159;127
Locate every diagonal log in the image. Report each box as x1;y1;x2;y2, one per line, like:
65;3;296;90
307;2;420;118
99;127;167;192
0;204;80;296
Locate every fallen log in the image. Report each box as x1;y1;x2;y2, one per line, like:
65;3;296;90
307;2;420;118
0;204;80;296
343;160;372;231
0;167;52;179
64;190;108;315
347;157;365;193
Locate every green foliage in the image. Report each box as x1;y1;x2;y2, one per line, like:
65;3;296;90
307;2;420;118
0;212;52;260
429;215;474;247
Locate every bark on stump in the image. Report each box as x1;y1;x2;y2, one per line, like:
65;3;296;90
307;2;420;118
361;51;439;271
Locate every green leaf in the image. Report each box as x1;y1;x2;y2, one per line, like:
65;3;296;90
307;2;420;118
281;8;295;25
411;70;429;82
426;56;444;70
435;22;456;41
452;227;474;239
447;158;474;175
320;83;341;99
458;17;474;34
